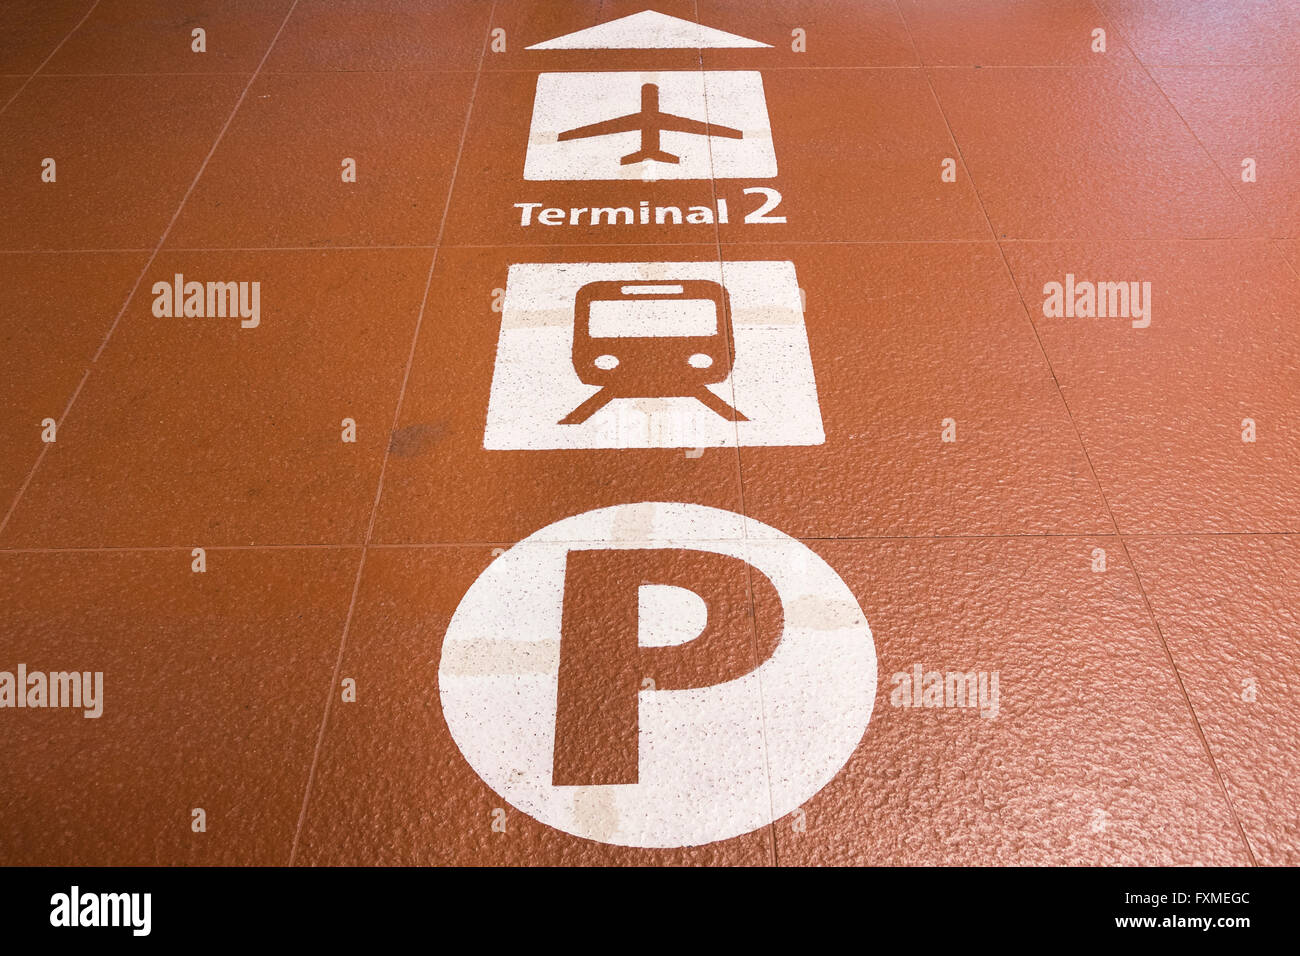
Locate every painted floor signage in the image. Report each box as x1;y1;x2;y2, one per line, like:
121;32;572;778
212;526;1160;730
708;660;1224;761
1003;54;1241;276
439;503;876;848
444;7;867;848
525;71;777;181
483;260;823;449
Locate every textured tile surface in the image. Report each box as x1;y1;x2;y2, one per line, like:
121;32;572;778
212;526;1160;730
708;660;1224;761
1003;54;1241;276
0;0;1290;867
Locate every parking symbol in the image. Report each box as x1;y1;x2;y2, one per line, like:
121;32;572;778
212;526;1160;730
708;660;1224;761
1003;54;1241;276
483;260;824;450
438;503;877;848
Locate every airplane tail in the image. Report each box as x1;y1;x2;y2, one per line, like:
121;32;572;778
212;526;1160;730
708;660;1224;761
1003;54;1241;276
620;148;679;165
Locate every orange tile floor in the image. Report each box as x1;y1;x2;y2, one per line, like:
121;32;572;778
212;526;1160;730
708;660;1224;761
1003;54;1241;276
1;0;1297;866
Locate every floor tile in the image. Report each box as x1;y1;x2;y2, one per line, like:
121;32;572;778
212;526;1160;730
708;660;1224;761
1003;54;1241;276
0;0;93;74
0;249;430;548
0;74;245;249
1151;67;1300;237
266;0;491;72
731;242;1112;537
166;72;475;249
1097;0;1300;66
713;68;990;242
1126;534;1300;864
0;0;1294;872
897;0;1135;66
699;0;917;69
368;245;747;545
774;537;1249;865
43;0;293;75
1002;239;1300;533
293;546;774;864
442;70;722;247
0;548;357;865
929;65;1256;239
0;252;146;513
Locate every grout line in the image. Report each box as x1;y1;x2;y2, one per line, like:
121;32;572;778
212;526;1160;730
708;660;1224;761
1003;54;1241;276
1000;239;1260;867
1;237;1295;256
1085;0;1267;864
893;15;995;248
154;245;437;252
0;544;362;555
690;0;779;867
428;64;1141;72
87;25;301;364
1087;4;1300;288
2;531;1296;557
33;69;478;77
0;1;306;542
0;0;102;117
0;368;89;537
1113;538;1263;865
899;0;1260;867
287;2;498;867
14;64;1284;77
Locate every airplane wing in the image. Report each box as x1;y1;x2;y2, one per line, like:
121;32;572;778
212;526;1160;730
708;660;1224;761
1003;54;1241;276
659;112;743;139
557;113;641;141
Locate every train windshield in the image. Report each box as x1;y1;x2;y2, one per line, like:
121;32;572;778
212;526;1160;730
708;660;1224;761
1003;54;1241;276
587;298;719;338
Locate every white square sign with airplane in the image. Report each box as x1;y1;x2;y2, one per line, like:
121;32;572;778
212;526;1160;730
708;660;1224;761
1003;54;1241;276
483;261;823;450
524;71;777;181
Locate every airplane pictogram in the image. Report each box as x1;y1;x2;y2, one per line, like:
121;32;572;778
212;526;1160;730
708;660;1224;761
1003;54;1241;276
557;83;742;166
525;71;774;181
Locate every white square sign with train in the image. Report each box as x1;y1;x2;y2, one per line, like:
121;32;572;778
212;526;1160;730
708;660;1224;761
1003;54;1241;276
483;260;824;450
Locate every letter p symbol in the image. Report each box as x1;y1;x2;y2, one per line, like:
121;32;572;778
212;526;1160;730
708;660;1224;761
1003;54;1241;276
438;502;876;848
553;548;783;786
